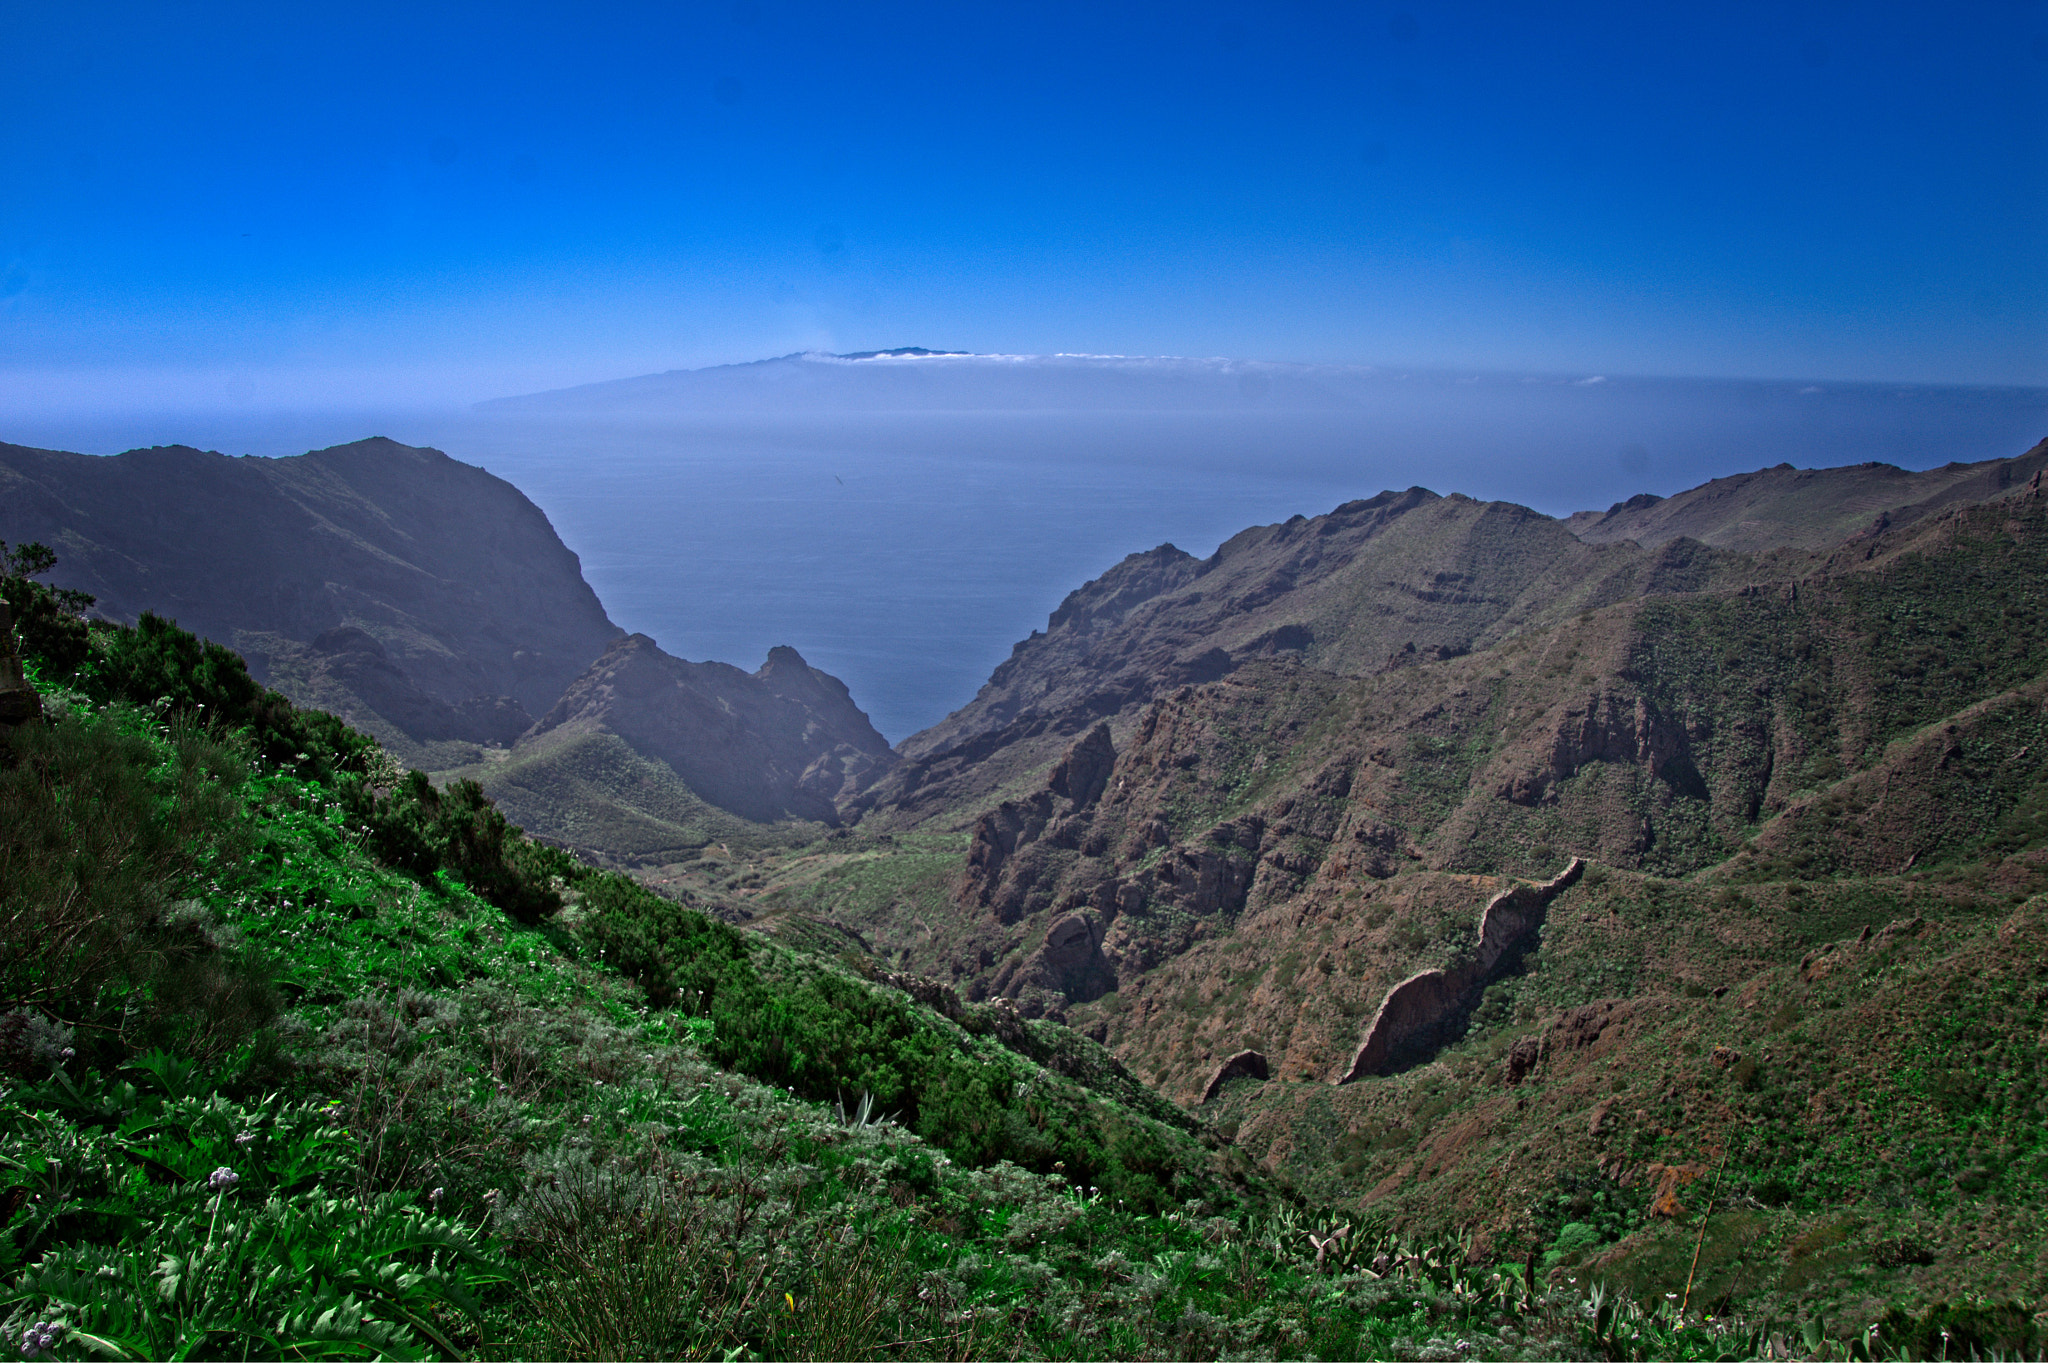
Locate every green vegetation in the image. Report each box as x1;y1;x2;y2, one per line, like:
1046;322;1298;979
8;548;1877;1360
13;487;2047;1360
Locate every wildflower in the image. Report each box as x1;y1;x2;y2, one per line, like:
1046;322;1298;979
429;1187;445;1207
19;1321;62;1359
207;1167;239;1192
235;1131;257;1145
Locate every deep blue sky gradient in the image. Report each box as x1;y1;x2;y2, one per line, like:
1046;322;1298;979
3;0;2045;410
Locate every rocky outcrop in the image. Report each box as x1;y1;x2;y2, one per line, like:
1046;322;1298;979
1200;1049;1270;1103
1550;997;1634;1055
523;634;896;824
1503;1035;1543;1086
989;910;1118;1008
1332;858;1585;1083
1048;722;1115;807
960;725;1115;922
1497;691;1700;806
0;438;622;740
0;601;41;732
868;488;1764;822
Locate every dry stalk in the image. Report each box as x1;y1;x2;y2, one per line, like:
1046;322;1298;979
1680;1144;1730;1315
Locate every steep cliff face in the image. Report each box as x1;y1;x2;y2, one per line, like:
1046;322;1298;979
0;438;621;749
521;634;897;827
866;489;1755;825
789;468;2048;1114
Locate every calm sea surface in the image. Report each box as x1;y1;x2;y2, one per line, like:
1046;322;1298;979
18;376;2047;741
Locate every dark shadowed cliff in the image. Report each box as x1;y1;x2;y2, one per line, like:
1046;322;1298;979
493;635;898;834
0;437;622;754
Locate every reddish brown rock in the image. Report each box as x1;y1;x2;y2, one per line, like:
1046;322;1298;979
1332;858;1585;1083
1552;999;1631;1055
1200;1050;1270;1103
1503;1035;1544;1086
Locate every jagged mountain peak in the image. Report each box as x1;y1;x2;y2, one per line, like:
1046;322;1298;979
524;632;895;827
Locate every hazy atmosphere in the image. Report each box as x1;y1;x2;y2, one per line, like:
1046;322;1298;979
8;3;2047;736
4;0;2044;407
9;6;2048;1357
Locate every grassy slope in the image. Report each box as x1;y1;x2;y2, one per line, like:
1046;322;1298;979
749;485;2048;1349
4;663;1847;1359
438;727;822;864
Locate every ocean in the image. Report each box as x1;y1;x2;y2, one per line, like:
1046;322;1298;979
15;370;2046;742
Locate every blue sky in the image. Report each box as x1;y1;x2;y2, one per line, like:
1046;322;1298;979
3;0;2045;410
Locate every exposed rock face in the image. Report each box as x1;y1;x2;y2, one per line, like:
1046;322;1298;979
525;634;896;824
1503;1035;1543;1085
1497;690;1700;807
1550;998;1634;1056
0;602;41;731
0;438;621;744
1332;859;1584;1084
987;910;1117;1010
1200;1050;1270;1103
866;488;1757;825
1048;722;1116;807
960;724;1119;923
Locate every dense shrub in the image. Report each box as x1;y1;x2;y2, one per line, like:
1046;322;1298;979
85;611;378;784
567;869;1201;1209
572;869;752;1007
347;771;561;925
0;541;92;677
0;707;273;1063
1873;1298;2046;1361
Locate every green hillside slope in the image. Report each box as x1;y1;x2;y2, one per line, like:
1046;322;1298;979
742;477;2048;1351
2;559;1881;1360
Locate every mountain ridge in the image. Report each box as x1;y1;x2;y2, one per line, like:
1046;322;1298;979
0;437;894;842
1567;436;2048;551
0;436;622;753
518;632;896;827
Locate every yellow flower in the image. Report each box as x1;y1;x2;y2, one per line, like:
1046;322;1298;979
785;1292;796;1314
